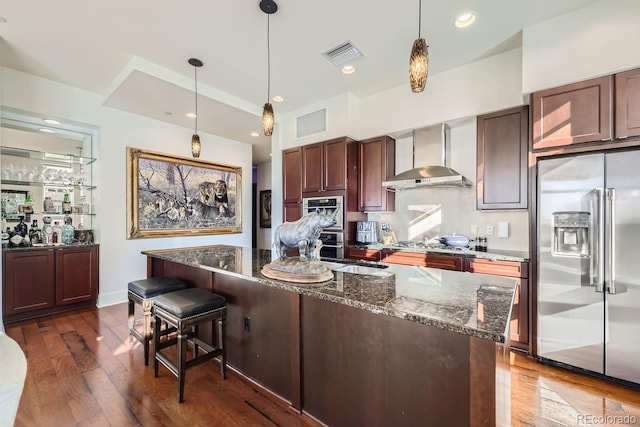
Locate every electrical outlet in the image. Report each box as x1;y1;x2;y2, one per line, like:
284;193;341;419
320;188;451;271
470;225;478;235
486;225;494;236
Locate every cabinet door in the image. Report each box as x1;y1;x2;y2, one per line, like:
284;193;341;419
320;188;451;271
323;138;348;191
424;254;463;271
302;143;323;193
347;247;382;262
359;136;395;212
477;106;528;209
283;147;303;203
3;249;55;316
532;76;612;150
615;67;640;140
56;245;99;305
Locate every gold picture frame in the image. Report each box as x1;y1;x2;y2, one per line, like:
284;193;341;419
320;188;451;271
126;147;242;239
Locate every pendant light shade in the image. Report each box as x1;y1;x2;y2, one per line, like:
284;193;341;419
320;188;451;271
261;2;277;136
409;38;428;93
262;102;274;136
409;0;429;93
188;58;203;158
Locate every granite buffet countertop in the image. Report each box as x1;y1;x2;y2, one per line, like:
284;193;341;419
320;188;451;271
142;245;517;343
2;243;99;252
354;243;529;262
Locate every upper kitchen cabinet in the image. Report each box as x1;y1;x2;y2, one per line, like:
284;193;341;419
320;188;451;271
302;137;356;194
477;106;528;210
358;136;395;212
283;147;303;204
615;67;640;140
532;76;612;151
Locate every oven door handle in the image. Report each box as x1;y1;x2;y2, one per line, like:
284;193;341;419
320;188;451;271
320;244;343;249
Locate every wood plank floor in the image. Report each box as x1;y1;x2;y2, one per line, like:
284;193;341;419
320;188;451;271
5;303;640;426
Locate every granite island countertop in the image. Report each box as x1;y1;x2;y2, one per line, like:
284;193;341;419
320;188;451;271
355;243;529;262
142;245;517;343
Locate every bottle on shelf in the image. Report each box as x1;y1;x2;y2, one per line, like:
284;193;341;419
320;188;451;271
42;216;53;245
52;220;62;244
63;193;72;214
62;215;74;244
14;215;28;237
43;196;54;213
29;219;42;244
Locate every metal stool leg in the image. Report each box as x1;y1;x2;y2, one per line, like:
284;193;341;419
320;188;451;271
178;327;188;403
127;297;135;346
153;314;161;377
218;317;227;379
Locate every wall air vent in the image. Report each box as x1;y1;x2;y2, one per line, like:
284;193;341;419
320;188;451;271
296;109;327;139
322;41;365;67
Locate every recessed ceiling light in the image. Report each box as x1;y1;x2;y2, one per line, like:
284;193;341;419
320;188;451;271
272;95;284;102
341;65;356;75
185;112;197;119
164;111;173;116
38;128;56;133
43;119;61;125
269;153;272;157
250;132;260;137
454;12;476;28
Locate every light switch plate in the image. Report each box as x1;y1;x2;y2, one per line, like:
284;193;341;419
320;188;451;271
470;225;477;235
486;225;494;236
498;221;509;238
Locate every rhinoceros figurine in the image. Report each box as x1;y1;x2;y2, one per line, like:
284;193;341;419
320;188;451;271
273;209;338;260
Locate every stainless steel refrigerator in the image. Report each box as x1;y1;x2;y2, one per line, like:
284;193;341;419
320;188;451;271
537;150;640;384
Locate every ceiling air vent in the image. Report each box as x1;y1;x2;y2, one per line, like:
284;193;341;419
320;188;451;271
296;109;327;139
322;41;365;67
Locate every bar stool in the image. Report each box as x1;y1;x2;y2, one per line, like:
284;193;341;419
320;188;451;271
128;277;187;365
152;288;227;403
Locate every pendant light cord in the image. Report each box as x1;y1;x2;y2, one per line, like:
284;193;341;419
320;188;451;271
418;0;422;38
194;65;198;134
267;14;271;101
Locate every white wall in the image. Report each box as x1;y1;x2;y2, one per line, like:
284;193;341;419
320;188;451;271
255;160;272;249
523;0;640;93
1;67;253;308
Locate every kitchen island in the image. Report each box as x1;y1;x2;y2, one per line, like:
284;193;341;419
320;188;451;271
143;245;516;427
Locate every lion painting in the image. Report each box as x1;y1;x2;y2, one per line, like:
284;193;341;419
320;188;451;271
199;180;229;216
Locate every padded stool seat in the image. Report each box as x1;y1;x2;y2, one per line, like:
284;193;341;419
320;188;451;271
153;288;227;402
128;277;187;365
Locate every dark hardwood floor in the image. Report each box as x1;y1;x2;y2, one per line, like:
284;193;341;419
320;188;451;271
5;303;640;426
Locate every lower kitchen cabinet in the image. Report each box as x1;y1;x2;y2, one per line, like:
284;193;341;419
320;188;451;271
382;249;463;271
3;245;100;323
347;247;383;262
464;258;529;352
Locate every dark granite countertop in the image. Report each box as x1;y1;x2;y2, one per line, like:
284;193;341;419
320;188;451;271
142;245;517;343
2;243;99;252
352;243;529;262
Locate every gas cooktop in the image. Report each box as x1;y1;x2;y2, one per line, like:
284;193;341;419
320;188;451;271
389;241;471;252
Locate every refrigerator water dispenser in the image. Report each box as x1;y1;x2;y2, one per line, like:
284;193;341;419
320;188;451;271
552;211;590;257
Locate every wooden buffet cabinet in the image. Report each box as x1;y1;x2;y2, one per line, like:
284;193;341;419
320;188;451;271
3;245;99;323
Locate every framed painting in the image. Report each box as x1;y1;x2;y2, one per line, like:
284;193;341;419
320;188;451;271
259;189;271;228
126;147;242;239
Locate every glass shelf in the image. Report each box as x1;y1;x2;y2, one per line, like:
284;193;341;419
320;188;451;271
1;179;96;190
1;146;96;165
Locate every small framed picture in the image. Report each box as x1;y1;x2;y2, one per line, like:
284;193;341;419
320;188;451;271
259;190;272;228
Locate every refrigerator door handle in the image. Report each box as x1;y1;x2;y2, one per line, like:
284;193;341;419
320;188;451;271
606;188;617;294
594;188;605;293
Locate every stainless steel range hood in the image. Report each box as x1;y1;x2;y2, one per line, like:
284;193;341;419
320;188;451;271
382;123;471;191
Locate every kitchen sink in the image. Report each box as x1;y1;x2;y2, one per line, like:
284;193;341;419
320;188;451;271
335;265;394;277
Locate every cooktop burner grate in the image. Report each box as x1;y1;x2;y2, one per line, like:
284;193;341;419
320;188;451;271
391;241;470;251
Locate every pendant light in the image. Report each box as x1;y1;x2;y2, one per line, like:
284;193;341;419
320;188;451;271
188;58;203;157
409;0;429;93
260;0;278;136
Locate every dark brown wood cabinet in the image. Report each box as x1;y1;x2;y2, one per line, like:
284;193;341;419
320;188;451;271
477;106;528;209
302;137;354;194
3;245;99;323
283;147;303;204
615;67;640;140
347;247;382;262
381;250;463;271
532;75;613;150
3;249;55;317
56;245;99;305
464;258;529;352
358;136;395;212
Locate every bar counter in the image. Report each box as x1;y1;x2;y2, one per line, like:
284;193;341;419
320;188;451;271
143;245;514;427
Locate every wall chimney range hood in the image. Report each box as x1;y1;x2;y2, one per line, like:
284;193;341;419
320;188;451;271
382;124;471;191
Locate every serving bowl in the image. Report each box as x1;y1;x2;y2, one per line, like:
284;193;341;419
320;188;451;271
439;235;470;247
